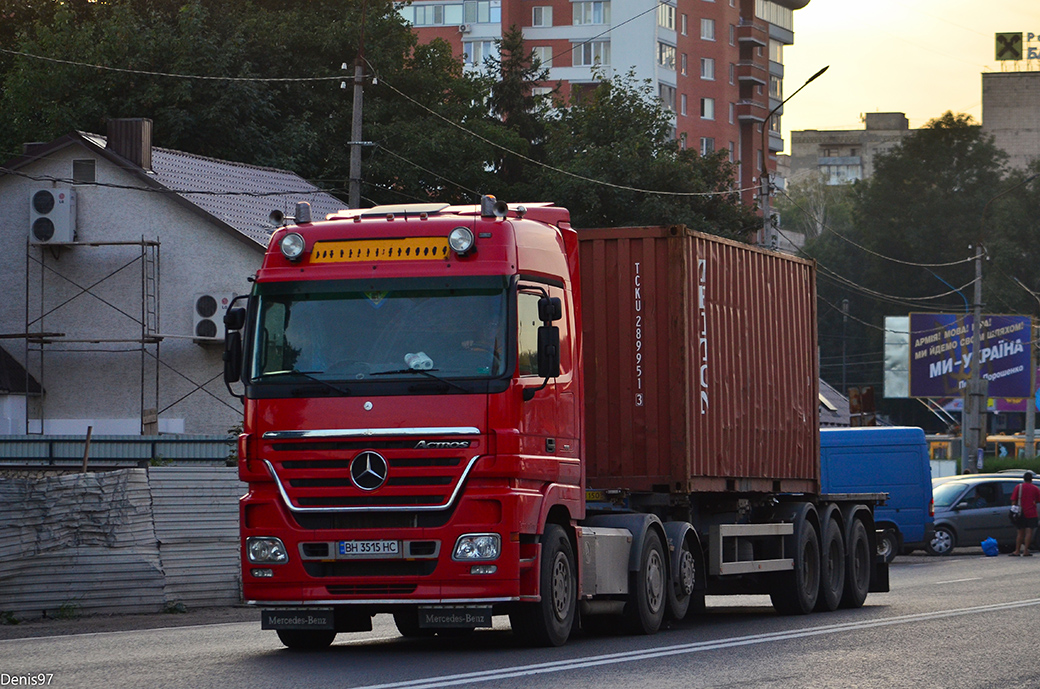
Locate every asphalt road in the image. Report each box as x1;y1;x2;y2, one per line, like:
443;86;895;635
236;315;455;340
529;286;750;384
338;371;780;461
2;551;1039;688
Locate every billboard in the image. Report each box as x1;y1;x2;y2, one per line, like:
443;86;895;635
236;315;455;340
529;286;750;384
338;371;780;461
909;313;1032;399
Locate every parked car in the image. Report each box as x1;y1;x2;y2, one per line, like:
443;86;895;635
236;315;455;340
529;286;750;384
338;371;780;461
927;475;1037;555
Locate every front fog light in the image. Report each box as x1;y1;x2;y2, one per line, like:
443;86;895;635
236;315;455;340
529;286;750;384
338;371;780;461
247;536;289;564
279;232;306;261
453;533;501;561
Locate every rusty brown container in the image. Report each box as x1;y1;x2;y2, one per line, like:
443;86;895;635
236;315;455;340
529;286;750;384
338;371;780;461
578;226;819;494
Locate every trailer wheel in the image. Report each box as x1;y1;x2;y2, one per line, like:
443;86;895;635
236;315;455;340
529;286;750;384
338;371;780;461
666;535;696;621
877;529;898;563
770;506;820;615
623;529;667;634
814;517;845;612
839;518;871;609
275;630;337;650
509;524;576;647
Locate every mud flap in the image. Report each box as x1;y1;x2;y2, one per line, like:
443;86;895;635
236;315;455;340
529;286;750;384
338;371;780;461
869;558;890;593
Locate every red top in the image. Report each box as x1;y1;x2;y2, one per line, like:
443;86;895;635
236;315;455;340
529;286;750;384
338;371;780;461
1011;482;1040;519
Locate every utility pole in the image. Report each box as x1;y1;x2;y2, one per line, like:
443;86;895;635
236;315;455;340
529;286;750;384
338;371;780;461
759;66;828;249
963;244;987;473
842;298;849;394
348;56;365;209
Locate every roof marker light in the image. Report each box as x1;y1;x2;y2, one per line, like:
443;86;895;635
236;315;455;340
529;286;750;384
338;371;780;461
448;227;475;255
280;232;306;261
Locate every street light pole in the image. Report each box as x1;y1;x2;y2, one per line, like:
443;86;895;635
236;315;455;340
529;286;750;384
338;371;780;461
759;65;828;248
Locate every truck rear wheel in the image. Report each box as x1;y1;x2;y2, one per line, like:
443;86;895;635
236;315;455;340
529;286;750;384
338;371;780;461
623;529;667;634
666;534;696;621
770;505;820;615
839;518;871;609
510;524;576;647
814;517;845;612
275;629;337;650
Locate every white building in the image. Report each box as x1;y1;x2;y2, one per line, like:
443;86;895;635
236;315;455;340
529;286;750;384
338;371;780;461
0;118;345;435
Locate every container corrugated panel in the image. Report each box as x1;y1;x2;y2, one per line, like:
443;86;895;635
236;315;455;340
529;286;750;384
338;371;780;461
578;226;819;494
149;466;244;607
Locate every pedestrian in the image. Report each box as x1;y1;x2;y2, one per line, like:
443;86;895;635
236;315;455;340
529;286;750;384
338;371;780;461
1010;471;1040;556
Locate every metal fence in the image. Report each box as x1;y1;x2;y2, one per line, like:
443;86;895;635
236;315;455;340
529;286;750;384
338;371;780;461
0;434;235;472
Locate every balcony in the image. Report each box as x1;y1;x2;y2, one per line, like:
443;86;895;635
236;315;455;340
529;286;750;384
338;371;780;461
736;61;768;85
736;99;767;123
736;20;768;47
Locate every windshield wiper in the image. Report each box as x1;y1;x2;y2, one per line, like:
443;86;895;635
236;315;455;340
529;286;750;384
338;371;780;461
370;368;470;393
264;370;352;396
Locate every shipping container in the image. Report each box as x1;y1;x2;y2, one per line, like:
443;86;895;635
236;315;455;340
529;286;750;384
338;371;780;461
578;225;819;494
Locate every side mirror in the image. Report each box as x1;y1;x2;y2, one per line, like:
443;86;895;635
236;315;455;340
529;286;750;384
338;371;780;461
224;331;243;385
224;307;246;331
538;296;562;323
537;326;560;378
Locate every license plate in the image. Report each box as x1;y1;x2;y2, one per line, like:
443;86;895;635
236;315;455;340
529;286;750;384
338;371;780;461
339;539;400;558
261;608;334;630
419;606;493;628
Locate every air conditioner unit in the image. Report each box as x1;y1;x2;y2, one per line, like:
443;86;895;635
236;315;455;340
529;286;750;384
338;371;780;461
29;187;76;244
459;24;471;33
193;293;235;343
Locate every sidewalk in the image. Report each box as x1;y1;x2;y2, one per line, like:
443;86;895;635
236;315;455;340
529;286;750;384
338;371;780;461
0;605;257;641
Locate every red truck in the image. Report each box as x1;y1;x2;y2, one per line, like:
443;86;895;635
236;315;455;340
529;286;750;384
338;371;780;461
223;196;887;649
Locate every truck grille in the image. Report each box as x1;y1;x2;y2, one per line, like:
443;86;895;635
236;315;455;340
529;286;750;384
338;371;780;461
265;440;476;512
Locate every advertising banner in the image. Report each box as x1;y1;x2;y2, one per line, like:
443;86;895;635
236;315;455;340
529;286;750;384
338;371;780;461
909;313;1032;399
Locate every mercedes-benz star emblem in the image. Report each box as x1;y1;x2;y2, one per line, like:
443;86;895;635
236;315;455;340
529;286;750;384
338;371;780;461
350;451;388;491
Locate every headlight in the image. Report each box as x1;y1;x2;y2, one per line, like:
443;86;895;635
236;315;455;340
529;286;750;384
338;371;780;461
452;533;501;561
280;232;306;261
247;536;289;564
448;227;475;255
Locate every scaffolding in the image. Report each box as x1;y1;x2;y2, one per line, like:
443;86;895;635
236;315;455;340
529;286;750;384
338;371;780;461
22;239;162;435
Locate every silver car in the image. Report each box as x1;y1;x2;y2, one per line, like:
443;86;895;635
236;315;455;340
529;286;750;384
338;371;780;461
927;476;1035;555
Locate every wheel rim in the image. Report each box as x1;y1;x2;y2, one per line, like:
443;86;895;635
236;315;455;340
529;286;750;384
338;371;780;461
678;548;696;596
931;529;953;554
646;548;665;614
550;551;572;622
878;535;893;559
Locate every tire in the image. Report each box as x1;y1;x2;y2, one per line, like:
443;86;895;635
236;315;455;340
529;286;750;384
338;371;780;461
509;524;576;647
925;524;956;556
839;518;871;609
393;608;435;638
877;529;898;563
623;529;667;634
665;535;697;621
276;629;337;650
815;517;845;612
770;507;820;615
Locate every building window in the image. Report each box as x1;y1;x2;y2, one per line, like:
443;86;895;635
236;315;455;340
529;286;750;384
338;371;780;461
729;62;735;84
681;14;687;35
756;0;793;31
532;86;553;97
657;42;676;70
532;46;553;68
770;75;782;99
464;0;501;24
659;83;676;112
769;39;783;63
700;57;714;80
402;2;464;25
729;142;736;162
700;18;715;40
701;137;715;155
729;23;735;45
728;102;734;124
463;40;499;66
681;53;687;75
72;159;96;185
657;3;675;30
573;40;610;66
681;93;688;116
532;6;552;26
700;97;715;120
573;1;610;25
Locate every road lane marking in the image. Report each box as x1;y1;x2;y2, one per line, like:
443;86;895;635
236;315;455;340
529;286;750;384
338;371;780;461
353;598;1040;689
935;577;982;584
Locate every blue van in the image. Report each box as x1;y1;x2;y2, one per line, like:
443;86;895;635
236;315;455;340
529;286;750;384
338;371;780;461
820;427;935;562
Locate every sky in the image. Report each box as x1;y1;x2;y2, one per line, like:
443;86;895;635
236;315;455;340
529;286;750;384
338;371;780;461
780;0;1039;153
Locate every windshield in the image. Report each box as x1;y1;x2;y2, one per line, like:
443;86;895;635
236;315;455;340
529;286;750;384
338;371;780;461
250;278;509;384
932;481;969;509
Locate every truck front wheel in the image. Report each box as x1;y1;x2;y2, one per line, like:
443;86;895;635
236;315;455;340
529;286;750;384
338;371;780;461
510;524;576;647
666;534;696;621
623;529;667;634
276;629;337;650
